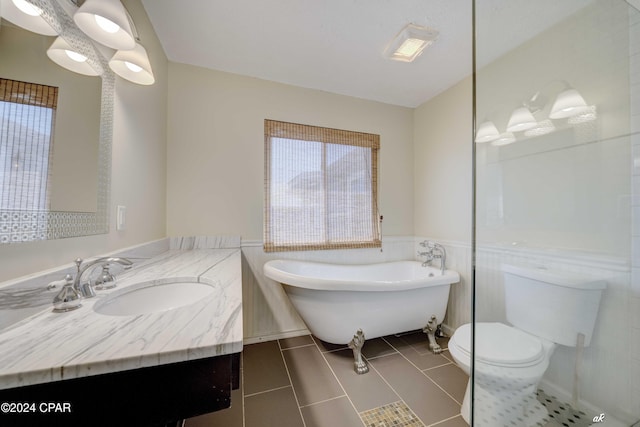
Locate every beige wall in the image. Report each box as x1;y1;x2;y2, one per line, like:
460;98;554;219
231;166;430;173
0;0;168;282
166;63;414;240
413;77;473;243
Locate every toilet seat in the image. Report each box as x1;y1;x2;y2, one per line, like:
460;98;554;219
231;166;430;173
450;322;545;368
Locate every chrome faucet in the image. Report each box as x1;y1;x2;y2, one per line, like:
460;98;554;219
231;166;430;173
73;257;133;298
52;257;132;312
418;240;447;275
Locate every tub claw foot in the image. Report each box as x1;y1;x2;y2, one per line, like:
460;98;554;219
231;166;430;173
423;315;442;354
348;329;369;374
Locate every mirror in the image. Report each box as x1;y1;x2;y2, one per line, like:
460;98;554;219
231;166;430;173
0;0;114;243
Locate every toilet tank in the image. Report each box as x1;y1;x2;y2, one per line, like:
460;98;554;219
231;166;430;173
502;264;606;347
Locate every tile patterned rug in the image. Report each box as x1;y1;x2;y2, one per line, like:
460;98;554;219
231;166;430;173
359;401;425;427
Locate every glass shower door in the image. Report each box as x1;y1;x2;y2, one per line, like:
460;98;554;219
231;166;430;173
473;0;640;425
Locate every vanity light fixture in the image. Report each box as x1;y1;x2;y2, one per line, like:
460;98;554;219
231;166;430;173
506;106;538;132
73;0;135;50
0;0;57;35
475;121;501;143
384;23;438;63
549;88;591;119
109;41;155;85
46;36;100;76
478;82;595;148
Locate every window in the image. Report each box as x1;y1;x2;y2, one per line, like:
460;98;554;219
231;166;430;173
264;119;381;252
0;78;58;211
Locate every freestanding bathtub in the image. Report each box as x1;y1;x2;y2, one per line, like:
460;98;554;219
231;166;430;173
263;259;460;373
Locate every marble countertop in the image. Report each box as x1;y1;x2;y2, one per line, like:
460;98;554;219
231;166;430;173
0;248;242;390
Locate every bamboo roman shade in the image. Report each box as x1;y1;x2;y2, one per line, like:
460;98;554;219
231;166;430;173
0;78;58;210
0;79;58;109
264;119;381;252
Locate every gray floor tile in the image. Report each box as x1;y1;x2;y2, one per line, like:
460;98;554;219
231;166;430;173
312;336;348;352
394;330;431;351
370;353;461;426
184;388;243;427
384;334;451;370
282;344;345;406
423;363;469;405
300;396;363;427
390;330;450;354
361;337;397;359
243;340;290;395
279;334;315;349
441;349;455;363
433;415;468;427
244;386;304;427
322;348;399;412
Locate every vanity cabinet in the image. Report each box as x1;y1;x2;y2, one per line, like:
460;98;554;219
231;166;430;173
0;352;241;427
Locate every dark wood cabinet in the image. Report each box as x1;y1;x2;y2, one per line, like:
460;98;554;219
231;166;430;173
0;353;241;427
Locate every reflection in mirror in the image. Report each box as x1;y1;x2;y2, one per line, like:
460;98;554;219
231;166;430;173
0;0;114;243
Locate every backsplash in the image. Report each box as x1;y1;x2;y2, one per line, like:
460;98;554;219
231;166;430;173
169;235;240;249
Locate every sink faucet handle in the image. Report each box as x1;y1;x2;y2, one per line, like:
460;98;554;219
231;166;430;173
52;274;82;313
94;265;117;290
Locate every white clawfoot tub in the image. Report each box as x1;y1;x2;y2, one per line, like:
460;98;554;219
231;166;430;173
263;259;459;371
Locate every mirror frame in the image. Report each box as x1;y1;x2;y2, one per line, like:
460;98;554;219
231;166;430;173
0;0;114;243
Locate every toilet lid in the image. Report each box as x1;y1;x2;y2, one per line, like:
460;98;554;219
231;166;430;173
451;323;544;367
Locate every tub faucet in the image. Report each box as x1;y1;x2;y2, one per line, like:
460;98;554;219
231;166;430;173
72;257;133;297
418;241;447;275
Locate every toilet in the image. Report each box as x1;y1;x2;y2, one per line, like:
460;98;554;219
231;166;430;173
448;264;606;427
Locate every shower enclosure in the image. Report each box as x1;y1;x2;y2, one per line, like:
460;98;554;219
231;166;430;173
473;0;640;425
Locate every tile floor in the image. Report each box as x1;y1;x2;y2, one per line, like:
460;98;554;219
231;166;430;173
185;331;469;427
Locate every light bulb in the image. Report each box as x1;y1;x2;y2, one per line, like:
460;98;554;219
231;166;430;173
395;38;427;58
124;61;142;73
94;14;120;33
65;50;88;63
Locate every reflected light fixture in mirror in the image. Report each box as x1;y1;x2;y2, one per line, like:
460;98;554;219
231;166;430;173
481;83;595;148
72;0;135;50
506;106;538;132
475;121;500;143
72;0;154;85
0;0;57;35
549;88;590;119
47;36;100;76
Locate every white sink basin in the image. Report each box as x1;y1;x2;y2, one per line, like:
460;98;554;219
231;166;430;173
94;281;217;316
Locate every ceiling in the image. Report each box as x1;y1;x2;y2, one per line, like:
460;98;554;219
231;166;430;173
141;0;592;108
